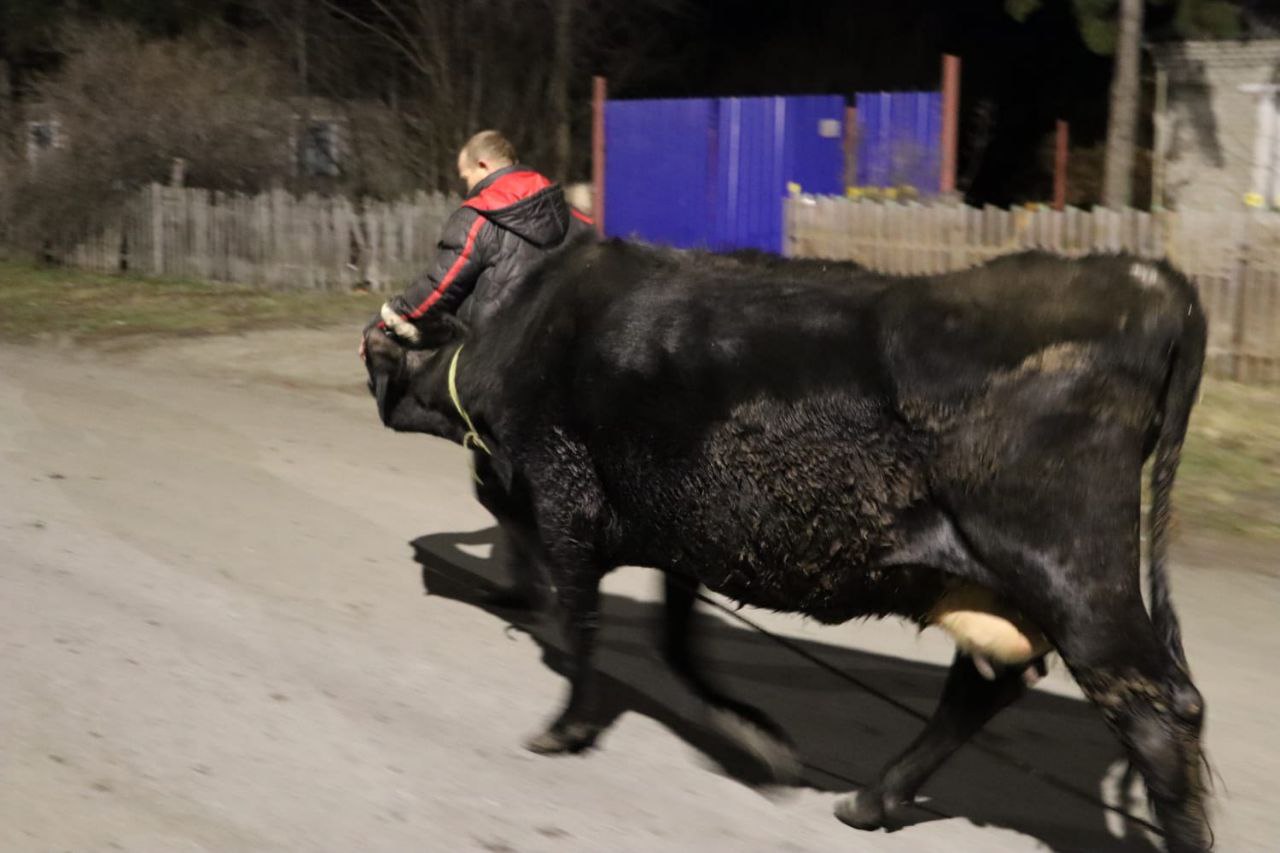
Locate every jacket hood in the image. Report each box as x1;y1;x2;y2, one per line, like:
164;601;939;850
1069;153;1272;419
464;166;569;248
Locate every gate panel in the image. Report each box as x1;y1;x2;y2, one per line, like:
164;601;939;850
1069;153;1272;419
604;98;715;248
605;94;846;252
854;91;942;196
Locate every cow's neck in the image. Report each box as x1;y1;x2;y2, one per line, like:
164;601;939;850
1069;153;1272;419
445;344;493;456
407;342;499;451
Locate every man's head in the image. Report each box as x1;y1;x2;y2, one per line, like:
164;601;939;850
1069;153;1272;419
457;130;516;192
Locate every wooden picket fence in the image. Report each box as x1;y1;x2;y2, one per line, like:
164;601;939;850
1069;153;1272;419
67;184;458;291
786;196;1280;384
56;186;1279;383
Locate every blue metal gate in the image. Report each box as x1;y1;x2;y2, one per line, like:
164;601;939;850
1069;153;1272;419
605;95;846;253
852;91;943;198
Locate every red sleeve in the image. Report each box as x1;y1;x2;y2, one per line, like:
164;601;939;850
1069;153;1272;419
388;208;490;321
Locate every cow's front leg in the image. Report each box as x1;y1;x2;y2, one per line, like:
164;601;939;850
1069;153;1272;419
472;461;548;612
524;561;604;754
661;574;800;782
480;524;549;612
523;441;609;755
835;651;1034;830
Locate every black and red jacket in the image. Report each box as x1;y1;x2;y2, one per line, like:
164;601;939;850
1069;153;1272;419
386;165;593;331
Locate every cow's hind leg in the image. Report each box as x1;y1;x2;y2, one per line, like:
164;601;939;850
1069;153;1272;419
523;555;605;755
1057;605;1209;853
835;651;1035;829
661;575;801;783
947;462;1210;850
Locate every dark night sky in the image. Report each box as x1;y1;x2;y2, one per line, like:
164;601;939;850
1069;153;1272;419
608;0;1118;204
607;0;1272;202
7;0;1279;203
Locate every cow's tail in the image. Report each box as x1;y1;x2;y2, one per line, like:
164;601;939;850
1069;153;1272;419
1147;271;1207;672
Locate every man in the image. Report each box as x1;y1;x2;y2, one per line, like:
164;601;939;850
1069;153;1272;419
366;130;592;609
372;129;593;345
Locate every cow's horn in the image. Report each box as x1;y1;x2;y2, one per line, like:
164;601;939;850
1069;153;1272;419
373;373;394;425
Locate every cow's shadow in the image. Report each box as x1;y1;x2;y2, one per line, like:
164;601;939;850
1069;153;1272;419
411;526;1162;853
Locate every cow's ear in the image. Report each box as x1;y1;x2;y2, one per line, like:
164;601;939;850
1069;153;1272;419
372;372;398;425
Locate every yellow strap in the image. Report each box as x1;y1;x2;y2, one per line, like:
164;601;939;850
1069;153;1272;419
447;345;491;484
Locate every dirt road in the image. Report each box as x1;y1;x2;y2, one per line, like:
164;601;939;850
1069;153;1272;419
1;330;1276;852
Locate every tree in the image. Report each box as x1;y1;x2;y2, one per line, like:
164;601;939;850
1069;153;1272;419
548;0;574;180
304;0;688;190
1006;0;1244;206
1006;0;1242;53
1103;0;1144;206
0;0;71;106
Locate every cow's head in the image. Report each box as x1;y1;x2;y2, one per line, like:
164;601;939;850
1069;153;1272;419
362;314;468;439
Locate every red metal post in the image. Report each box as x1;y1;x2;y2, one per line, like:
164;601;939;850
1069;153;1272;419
940;54;961;195
1053;119;1069;211
843;104;858;191
591;75;607;236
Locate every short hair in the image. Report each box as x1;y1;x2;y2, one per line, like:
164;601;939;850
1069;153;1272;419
460;130;516;167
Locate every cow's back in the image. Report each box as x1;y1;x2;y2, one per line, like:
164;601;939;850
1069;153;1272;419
875;253;1194;420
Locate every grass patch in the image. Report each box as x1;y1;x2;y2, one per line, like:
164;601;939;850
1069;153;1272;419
0;260;382;342
1179;379;1280;542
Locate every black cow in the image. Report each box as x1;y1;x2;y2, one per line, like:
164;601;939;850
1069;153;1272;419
363;240;1210;851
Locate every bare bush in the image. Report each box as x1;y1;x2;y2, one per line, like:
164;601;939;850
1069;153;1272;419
2;22;293;254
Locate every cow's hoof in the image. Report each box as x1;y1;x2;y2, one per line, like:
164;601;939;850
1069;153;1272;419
708;708;802;785
524;722;599;755
834;789;888;830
